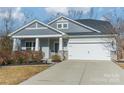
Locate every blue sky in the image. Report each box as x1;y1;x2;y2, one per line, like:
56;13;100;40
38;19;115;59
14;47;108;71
0;7;124;31
20;7;124;21
1;7;124;22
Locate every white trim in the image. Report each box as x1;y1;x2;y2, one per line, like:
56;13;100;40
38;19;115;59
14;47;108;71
69;34;116;38
57;19;68;22
25;41;35;51
48;38;50;58
59;37;63;51
12;35;63;38
57;22;68;29
36;20;66;35
57;23;62;29
12;38;18;51
36;22;38;28
8;20;66;36
63;23;68;29
35;38;40;51
48;16;101;33
9;20;37;36
26;27;48;30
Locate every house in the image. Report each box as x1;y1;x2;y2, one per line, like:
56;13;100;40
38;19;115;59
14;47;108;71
8;16;116;61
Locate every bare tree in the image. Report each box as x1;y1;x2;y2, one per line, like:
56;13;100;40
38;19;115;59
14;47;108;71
102;8;124;60
0;8;33;52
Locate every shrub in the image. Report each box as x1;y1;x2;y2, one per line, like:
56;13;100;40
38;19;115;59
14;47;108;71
21;51;32;63
11;51;43;64
32;51;43;62
0;57;5;65
0;51;44;66
0;51;12;65
18;56;25;64
11;51;27;64
51;54;62;62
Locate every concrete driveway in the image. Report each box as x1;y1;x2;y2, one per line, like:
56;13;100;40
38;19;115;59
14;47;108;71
20;60;124;85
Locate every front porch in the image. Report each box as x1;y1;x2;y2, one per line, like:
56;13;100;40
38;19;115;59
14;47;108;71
12;37;68;59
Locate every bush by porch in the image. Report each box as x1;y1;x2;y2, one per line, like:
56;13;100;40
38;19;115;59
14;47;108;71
0;51;45;66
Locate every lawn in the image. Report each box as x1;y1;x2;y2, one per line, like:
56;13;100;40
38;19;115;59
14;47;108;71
0;65;49;85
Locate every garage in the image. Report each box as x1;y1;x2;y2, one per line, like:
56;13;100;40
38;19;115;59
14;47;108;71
68;38;111;60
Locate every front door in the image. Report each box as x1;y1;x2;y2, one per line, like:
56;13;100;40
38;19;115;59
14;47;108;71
54;43;59;53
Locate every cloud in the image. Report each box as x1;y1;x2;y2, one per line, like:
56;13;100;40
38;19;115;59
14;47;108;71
0;7;25;21
12;8;25;21
70;7;91;14
45;7;68;15
45;7;91;15
100;16;108;21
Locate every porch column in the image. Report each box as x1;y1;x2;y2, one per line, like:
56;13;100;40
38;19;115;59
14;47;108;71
12;38;18;51
59;37;63;51
35;38;40;51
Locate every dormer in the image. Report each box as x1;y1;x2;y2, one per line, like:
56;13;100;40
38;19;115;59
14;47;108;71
56;17;69;29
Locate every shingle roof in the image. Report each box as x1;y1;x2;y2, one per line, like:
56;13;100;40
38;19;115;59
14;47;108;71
75;19;115;35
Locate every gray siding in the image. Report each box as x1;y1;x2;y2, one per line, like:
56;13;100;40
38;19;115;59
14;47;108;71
49;38;68;52
21;38;35;47
13;22;61;36
49;17;92;34
13;29;60;36
40;38;49;58
37;23;44;27
27;22;37;28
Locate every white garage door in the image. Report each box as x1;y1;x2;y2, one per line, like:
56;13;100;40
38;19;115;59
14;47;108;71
68;43;111;60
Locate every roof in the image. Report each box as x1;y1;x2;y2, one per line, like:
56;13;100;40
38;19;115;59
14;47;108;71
75;19;115;35
9;20;65;37
9;16;116;38
48;16;101;33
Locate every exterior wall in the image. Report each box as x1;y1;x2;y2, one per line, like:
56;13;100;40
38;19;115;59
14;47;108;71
68;37;115;51
49;17;92;33
18;37;116;60
21;38;35;51
20;38;49;58
68;37;116;59
24;22;47;28
20;38;68;59
49;38;68;59
12;21;61;36
68;37;114;43
13;28;60;36
39;38;49;59
27;22;36;28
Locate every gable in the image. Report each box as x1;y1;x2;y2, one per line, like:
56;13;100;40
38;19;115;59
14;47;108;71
27;22;46;28
48;16;100;35
13;27;61;36
9;20;65;37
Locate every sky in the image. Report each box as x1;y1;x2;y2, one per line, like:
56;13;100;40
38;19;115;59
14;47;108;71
0;7;124;31
21;7;124;22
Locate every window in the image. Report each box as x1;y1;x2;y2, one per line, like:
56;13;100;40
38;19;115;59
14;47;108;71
57;23;62;29
63;23;68;29
25;41;35;51
57;23;68;29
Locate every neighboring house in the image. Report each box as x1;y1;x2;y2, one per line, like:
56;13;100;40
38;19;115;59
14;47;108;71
8;16;116;61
